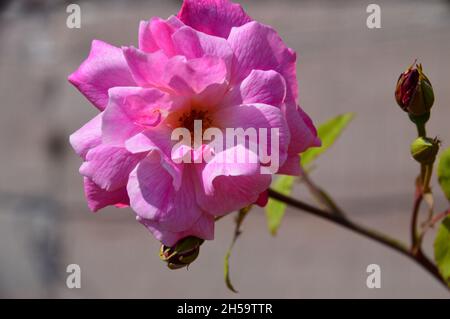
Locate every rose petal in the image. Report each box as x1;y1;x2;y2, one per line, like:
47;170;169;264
138;16;183;56
163;55;228;96
68;40;135;111
83;177;129;212
213;103;290;167
195;144;272;216
102;87;174;145
125;127;183;190
283;105;321;155
255;189;269;207
224;69;286;107
277;153;301;176
69;113;102;160
228;21;297;103
127;154;202;232
80;145;145;191
178;0;252;38
137;213;214;246
122;47;169;88
172;25;233;69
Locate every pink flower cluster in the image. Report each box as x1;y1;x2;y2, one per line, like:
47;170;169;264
69;0;320;246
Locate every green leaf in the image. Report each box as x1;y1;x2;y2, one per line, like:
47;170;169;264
265;113;354;235
301;112;355;168
224;206;251;293
434;216;450;286
265;175;295;235
437;147;450;201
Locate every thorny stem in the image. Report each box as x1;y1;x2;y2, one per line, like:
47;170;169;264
267;188;448;290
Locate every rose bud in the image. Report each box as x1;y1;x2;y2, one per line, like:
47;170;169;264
159;236;204;270
410;137;440;165
395;62;434;117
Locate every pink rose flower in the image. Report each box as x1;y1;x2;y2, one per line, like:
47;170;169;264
69;0;320;246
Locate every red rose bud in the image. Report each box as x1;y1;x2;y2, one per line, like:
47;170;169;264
159;236;204;270
395;62;434;117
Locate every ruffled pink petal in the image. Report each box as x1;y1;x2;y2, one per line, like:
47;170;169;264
283;104;321;155
137;213;214;246
138;16;183;56
102;86;175;145
224;69;286;107
240;70;286;106
171;25;233;69
80;145;145;192
139;21;159;53
69;113;102;160
123;47;229;97
255;189;269;207
125;126;183;190
195;145;272;216
299;107;320;146
214;103;291;167
83;177;129;212
125;126;172;155
126;153;173;220
177;0;252;38
277;153;301;176
228;21;297;103
68;40;135;111
139;16;183;54
127;154;202;232
163;55;228;96
279;105;320;174
122;47;169;88
160;167;203;231
227;21;320;158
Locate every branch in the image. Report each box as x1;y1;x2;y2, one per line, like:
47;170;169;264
411;187;423;254
267;188;448;290
301;172;346;218
422;209;450;230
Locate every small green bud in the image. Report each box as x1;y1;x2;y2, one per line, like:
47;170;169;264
410;137;440;164
395;61;434;118
159;236;204;270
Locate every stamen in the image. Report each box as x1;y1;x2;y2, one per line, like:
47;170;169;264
178;109;213;135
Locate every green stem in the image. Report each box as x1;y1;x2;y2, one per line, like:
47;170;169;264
416;122;427;138
420;165;426;184
423;164;433;194
410;188;422;253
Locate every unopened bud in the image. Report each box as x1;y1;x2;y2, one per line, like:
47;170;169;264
395;61;434;118
159;236;204;270
410;137;440;164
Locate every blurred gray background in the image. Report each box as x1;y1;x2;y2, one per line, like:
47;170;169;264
0;0;450;298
